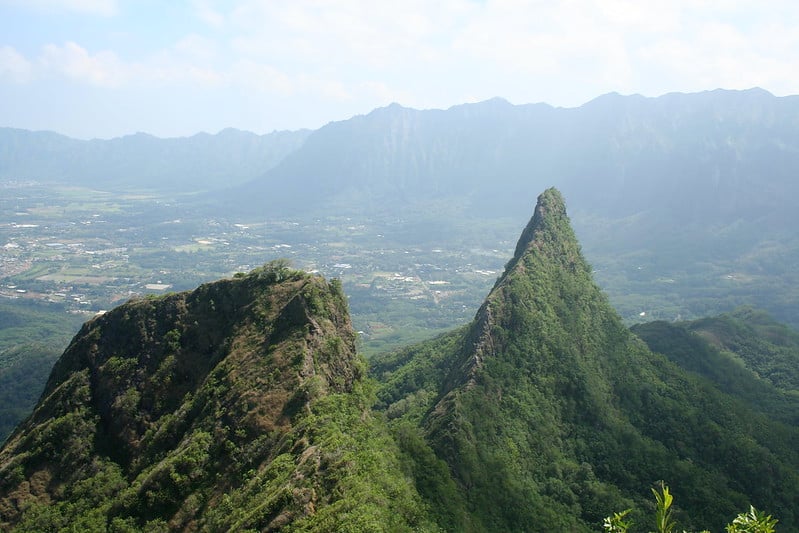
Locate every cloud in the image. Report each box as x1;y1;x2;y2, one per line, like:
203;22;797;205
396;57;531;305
0;46;33;83
144;1;799;106
635;6;799;95
0;0;117;16
173;34;220;63
226;1;464;70
229;59;293;94
439;0;799;103
40;41;127;87
0;39;224;89
5;0;799;136
192;0;225;28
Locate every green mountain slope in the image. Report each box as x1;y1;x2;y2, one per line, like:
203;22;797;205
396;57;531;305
686;307;799;392
375;189;799;532
632;308;799;425
0;343;63;445
0;300;84;444
3;187;798;532
0;262;431;531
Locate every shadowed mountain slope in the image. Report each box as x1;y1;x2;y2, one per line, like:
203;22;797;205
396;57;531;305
632;308;799;425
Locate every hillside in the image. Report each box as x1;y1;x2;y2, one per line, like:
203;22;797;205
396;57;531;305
0;262;431;531
373;189;799;532
685;307;799;392
0;300;85;444
632;308;799;425
1;180;798;529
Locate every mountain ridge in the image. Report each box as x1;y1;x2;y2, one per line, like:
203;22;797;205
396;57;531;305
227;87;799;219
0;127;310;192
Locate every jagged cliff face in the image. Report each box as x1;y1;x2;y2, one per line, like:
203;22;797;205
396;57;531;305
0;264;429;532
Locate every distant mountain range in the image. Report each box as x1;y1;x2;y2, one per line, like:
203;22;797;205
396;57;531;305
0;127;310;191
227;88;799;226
5;88;798;233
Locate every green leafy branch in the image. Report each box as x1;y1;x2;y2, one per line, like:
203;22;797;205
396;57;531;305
603;482;777;533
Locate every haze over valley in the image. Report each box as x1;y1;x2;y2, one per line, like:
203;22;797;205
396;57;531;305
3;88;799;347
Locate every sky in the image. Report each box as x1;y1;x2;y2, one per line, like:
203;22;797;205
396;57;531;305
2;0;799;139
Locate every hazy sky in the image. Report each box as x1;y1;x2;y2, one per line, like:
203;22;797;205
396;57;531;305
2;0;798;139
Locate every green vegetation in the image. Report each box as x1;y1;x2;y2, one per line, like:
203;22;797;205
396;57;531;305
0;343;63;443
632;309;799;425
0;300;82;349
2;189;799;531
373;189;799;531
603;483;778;533
0;263;430;531
687;307;799;391
0;300;83;443
726;507;779;533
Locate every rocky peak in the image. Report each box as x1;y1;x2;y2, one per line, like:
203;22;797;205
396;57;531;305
504;187;581;280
